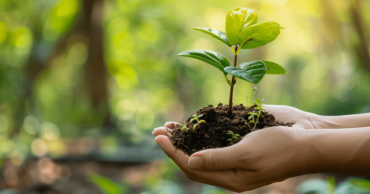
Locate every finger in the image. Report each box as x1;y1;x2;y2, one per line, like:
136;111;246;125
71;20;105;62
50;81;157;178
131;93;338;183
155;135;244;190
164;121;181;129
188;143;245;171
152;127;172;136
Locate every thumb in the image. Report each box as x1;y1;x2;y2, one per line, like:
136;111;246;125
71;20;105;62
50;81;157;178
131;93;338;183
188;144;243;171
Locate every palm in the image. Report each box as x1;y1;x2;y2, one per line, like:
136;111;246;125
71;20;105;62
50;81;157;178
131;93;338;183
263;105;319;129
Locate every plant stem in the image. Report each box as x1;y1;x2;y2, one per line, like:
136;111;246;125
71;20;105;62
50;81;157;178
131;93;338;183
228;46;238;112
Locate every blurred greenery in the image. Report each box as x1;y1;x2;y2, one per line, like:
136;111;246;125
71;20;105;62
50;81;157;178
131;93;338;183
88;172;131;194
0;0;370;192
297;177;370;194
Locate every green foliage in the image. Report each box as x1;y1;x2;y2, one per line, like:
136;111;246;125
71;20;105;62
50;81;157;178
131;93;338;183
193;27;232;47
262;61;286;74
239;22;282;49
190;114;206;130
181;124;188;131
224;60;267;84
225;8;258;46
227;130;240;141
225;8;282;52
297;177;370;194
178;8;285;112
244;87;265;131
177;50;230;74
87;173;130;194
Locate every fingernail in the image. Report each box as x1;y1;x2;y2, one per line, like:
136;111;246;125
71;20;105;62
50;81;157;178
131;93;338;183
189;156;202;169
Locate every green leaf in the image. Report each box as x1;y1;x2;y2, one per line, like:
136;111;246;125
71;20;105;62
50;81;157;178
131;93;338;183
228;130;234;135
239;22;282;49
88;173;125;194
190;118;197;122
193;27;232;47
199;120;206;123
256;98;261;104
249;120;255;123
262;60;285;74
193;124;197;130
225;8;258;45
197;114;203;118
178;50;230;73
224;60;266;84
235;134;240;137
227;138;232;141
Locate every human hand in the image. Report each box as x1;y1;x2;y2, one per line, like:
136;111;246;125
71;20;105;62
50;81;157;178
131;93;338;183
263;105;319;129
153;124;312;192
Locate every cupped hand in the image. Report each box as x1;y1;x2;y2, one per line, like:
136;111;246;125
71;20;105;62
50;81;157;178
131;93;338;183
153;123;313;192
263;105;320;129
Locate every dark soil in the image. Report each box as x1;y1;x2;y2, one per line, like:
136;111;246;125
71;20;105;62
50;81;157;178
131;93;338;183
169;103;294;155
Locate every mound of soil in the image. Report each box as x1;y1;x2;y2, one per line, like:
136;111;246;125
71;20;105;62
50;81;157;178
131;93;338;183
169;103;294;155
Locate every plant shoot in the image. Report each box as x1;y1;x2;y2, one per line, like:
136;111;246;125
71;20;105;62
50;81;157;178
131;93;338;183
178;8;286;113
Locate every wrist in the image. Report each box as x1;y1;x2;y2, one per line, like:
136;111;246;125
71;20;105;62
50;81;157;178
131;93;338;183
294;129;323;174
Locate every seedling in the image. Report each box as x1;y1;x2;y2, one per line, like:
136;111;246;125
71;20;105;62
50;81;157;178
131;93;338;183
181;124;188;131
227;131;240;141
190;114;206;130
178;8;286;113
247;98;265;131
240;86;257;107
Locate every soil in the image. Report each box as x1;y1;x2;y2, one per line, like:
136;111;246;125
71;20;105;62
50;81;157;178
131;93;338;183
169;103;294;155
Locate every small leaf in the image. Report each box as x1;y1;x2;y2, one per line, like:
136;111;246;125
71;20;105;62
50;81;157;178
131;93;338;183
262;61;285;74
199;120;206;123
182;124;186;127
193;27;232;47
178;50;230;73
193;124;197;130
239;22;282;49
261;110;266;112
224;60;267;84
225;8;258;45
249;120;255;123
227;139;232;141
254;107;261;110
256;98;261;104
235;134;240;137
248;115;253;120
197;114;203;118
253;87;257;91
190;118;197;122
192;114;197;118
228;130;234;135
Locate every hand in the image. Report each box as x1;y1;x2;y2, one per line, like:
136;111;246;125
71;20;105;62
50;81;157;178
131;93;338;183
153;124;312;192
263;105;320;129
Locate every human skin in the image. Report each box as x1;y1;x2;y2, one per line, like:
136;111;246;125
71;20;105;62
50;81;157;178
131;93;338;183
152;105;370;192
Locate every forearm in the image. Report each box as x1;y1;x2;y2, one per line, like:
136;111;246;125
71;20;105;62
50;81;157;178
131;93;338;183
316;113;370;129
304;127;370;176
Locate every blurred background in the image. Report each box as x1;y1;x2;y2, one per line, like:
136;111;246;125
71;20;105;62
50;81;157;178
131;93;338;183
0;0;370;193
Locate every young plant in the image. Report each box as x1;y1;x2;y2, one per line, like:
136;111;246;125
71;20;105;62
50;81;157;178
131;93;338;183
190;114;206;130
247;98;265;131
181;124;188;131
240;86;257;107
227;130;240;141
178;8;286;113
